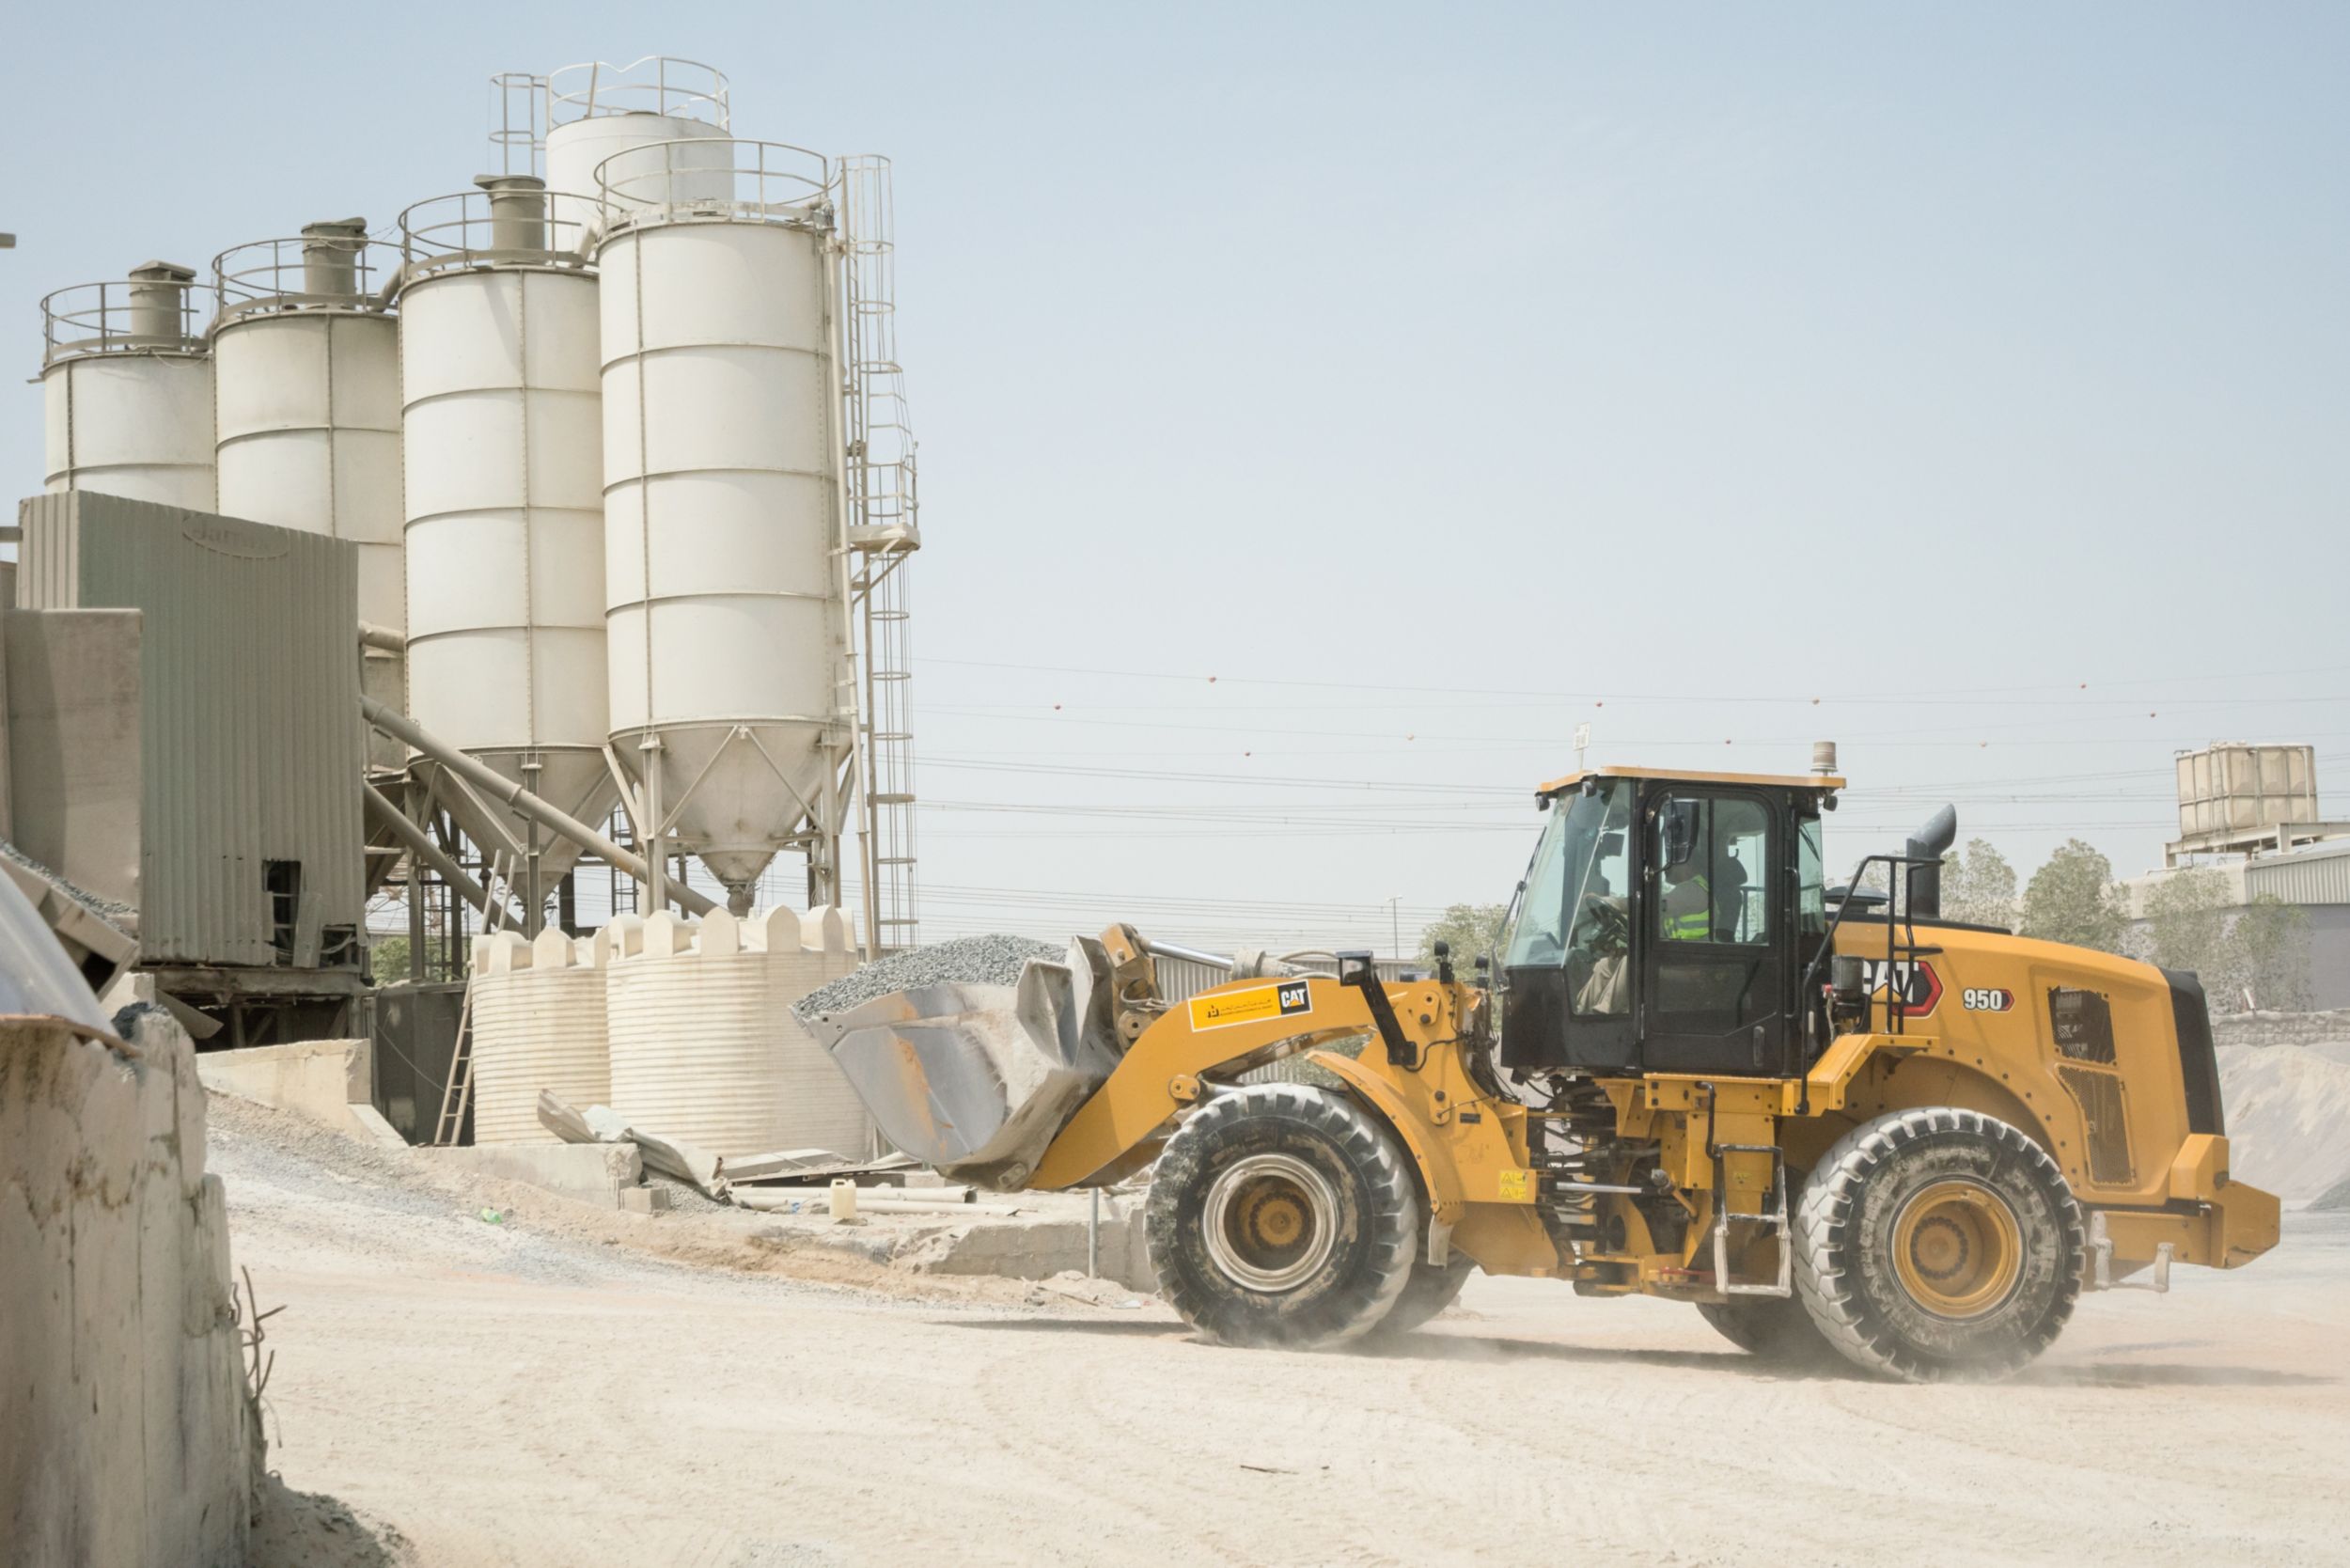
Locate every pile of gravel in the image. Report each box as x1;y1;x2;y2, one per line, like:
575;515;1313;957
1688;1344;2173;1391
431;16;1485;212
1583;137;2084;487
0;837;134;926
2311;1176;2350;1214
795;934;1062;1019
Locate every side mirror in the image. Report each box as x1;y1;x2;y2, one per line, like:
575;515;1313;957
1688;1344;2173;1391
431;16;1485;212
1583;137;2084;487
1659;799;1700;871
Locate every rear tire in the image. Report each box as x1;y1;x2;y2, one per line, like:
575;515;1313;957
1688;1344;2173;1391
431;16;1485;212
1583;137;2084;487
1794;1107;2084;1383
1371;1256;1476;1337
1145;1086;1418;1348
1695;1294;1832;1364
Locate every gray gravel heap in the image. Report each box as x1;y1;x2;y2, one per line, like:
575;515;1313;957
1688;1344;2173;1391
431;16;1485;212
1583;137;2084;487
795;934;1062;1019
0;837;134;925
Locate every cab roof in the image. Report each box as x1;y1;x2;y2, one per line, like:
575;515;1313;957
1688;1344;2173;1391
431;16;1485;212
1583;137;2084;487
1536;764;1847;798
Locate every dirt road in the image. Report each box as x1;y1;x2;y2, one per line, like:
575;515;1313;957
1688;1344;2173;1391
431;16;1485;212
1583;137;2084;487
213;1097;2350;1568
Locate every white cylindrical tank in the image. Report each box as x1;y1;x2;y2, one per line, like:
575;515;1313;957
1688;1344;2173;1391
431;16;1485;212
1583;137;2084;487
468;927;610;1144
603;905;869;1159
39;261;215;508
398;180;616;881
597;140;852;907
543;56;730;238
212;223;405;637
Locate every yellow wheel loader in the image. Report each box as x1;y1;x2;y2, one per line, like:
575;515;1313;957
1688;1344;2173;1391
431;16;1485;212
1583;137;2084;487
805;764;2279;1381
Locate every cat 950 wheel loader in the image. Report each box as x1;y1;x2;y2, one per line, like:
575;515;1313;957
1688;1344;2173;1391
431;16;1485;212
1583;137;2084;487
802;763;2279;1381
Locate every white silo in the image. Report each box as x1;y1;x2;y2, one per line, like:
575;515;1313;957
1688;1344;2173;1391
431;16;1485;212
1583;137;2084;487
541;57;731;240
39;261;215;509
212;222;405;736
397;178;615;897
595;140;855;915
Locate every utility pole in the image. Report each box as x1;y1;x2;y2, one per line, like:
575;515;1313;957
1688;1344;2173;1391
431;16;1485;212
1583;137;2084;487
1387;895;1402;964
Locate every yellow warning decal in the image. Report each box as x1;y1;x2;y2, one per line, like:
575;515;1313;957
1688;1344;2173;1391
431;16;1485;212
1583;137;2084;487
1187;980;1315;1032
1496;1169;1532;1202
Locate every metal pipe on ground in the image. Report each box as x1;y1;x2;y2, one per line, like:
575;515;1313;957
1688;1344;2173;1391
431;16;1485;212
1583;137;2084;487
361;697;716;916
729;1189;1027;1218
363;783;522;926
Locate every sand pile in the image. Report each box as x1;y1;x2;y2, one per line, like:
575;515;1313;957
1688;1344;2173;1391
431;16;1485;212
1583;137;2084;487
2216;1037;2350;1200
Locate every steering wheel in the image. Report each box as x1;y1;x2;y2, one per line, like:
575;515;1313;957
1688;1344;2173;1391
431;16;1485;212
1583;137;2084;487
1577;894;1631;954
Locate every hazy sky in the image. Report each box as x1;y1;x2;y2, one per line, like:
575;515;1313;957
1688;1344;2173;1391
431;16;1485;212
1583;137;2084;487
6;5;2344;951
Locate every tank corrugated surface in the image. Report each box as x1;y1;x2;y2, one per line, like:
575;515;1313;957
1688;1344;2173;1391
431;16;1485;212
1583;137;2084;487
42;355;215;509
597;143;848;896
400;235;614;874
14;493;365;967
603;905;868;1158
213;311;405;633
468;929;610;1143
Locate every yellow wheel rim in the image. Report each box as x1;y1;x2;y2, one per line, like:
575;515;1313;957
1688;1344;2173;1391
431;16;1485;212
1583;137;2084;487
1890;1179;2022;1319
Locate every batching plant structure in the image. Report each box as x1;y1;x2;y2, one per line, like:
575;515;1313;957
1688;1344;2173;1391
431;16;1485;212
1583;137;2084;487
593;136;859;919
39;261;216;509
395;176;615;918
212;221;406;753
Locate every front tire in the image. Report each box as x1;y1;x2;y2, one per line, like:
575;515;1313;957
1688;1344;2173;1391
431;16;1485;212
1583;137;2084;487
1145;1086;1419;1348
1794;1107;2084;1382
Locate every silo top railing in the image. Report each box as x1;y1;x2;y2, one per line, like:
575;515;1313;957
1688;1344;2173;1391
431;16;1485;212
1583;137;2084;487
398;187;601;281
40;275;214;365
548;56;728;128
212;235;402;326
592;139;835;236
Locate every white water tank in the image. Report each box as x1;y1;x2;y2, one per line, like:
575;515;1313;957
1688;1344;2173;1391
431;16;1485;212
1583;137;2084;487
603;904;868;1159
468;927;609;1144
39;262;215;508
596;140;852;909
543;56;730;239
397;180;615;880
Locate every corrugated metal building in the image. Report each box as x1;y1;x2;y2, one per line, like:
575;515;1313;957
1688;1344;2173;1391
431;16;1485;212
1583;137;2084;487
15;493;366;1034
2123;835;2350;1011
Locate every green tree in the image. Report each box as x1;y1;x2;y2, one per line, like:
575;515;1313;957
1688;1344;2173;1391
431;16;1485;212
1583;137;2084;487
2228;894;2311;1011
368;933;412;985
2019;839;2127;954
1418;902;1510;972
1939;839;2018;931
2140;868;2232;979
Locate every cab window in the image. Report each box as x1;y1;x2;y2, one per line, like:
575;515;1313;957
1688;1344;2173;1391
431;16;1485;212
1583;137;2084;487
1654;795;1771;945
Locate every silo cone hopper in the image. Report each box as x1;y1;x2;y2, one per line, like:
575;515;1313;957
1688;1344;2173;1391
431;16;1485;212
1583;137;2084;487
411;747;618;888
796;939;1131;1191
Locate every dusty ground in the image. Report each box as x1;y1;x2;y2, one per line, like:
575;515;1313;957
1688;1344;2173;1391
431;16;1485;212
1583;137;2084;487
212;1095;2350;1568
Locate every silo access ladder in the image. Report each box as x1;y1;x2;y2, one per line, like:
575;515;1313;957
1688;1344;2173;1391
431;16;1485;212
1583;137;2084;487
431;851;520;1148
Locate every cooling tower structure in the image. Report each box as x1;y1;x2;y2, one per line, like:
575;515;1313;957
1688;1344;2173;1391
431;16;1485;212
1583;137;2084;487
595;139;858;917
39;261;216;509
396;178;616;902
212;222;405;757
468;927;610;1144
603;905;869;1159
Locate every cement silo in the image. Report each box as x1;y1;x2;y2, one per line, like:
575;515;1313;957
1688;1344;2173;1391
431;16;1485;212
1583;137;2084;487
397;178;615;895
39;261;215;508
212;223;405;739
595;140;855;915
542;57;731;239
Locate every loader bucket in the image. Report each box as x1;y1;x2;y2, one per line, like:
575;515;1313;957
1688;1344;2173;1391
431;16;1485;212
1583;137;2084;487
798;941;1128;1191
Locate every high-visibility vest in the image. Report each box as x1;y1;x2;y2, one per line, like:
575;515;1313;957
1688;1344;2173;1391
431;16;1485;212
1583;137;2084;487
1664;874;1711;942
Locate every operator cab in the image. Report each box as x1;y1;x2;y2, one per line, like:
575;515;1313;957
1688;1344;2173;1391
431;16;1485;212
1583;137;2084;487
1498;766;1840;1077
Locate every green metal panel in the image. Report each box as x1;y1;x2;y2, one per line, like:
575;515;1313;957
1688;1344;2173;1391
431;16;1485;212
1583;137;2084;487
14;492;366;968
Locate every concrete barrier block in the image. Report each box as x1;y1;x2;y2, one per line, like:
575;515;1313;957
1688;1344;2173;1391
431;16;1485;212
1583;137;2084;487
422;1142;646;1207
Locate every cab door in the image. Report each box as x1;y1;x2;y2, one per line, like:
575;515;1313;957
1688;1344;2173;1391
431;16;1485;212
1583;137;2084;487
1637;786;1789;1074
